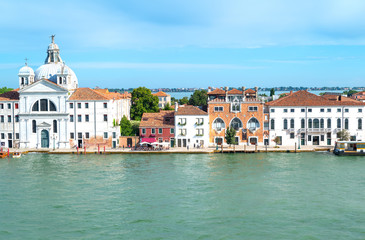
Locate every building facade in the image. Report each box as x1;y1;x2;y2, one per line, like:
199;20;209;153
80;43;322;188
266;91;365;146
174;104;209;148
152;91;171;108
208;87;268;146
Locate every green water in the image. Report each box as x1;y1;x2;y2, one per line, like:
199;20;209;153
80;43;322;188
1;153;365;240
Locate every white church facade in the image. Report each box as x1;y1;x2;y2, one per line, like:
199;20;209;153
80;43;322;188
0;37;130;149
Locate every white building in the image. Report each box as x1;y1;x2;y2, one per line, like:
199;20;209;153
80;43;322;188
174;104;209;148
152;91;171;109
266;90;365;146
0;37;131;149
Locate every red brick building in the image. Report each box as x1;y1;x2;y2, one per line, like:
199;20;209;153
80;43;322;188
208;87;269;146
139;110;175;146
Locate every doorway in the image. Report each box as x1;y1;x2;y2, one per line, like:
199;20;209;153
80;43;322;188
313;136;320;145
41;130;49;148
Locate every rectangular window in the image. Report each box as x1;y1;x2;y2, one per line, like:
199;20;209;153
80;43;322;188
15;103;18;109
284;109;288;113
290;109;295;113
70;133;74;139
271;109;275;113
345;108;349;113
151;128;156;134
77;103;81;109
85;114;89;122
214;106;223;112
290;133;294;139
170;128;174;134
0;115;4;122
308;109;312;112
308;135;312;141
301;109;305;112
142;128;146;135
78;132;82;139
1;133;4;139
7;115;11;122
158;128;162;134
358;108;362;113
337;108;341;112
179;128;187;136
327;108;331;112
196;118;204;125
248;106;258;111
69;103;74;109
16;133;19;139
104;132;108;139
85;132;90;139
321;135;324;141
196;128;204;136
178;118;186;125
78;115;82;122
320;109;324;112
85;103;89;109
113;132;116;138
103;114;108;121
15;115;19;122
0;104;3;109
103;103;108;108
8;133;12;139
70;115;74;122
7;103;11;109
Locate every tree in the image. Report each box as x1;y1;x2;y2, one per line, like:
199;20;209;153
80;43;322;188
171;97;178;104
270;88;275;97
345;90;358;97
337;129;350;141
179;96;189;105
120;116;133;136
188;89;208;107
279;93;287;99
225;127;236;146
273;136;281;146
163;103;174;110
0;87;13;95
130;87;159;121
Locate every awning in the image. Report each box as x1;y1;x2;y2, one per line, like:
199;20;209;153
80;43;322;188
141;138;156;143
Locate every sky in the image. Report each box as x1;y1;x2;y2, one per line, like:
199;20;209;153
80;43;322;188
0;0;365;89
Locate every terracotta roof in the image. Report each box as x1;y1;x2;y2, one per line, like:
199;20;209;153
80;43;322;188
245;88;256;94
266;90;365;107
207;88;226;95
175;105;208;115
353;91;365;96
69;88;110;101
94;89;109;95
152;91;169;97
0;89;19;101
228;88;243;94
140;110;175;128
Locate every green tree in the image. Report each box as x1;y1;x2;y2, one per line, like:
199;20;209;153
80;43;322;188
130;120;140;136
0;87;13;95
120;116;133;136
225;127;237;146
179;96;189;105
188;89;208;107
279;93;287;99
171;97;178;105
130;87;159;121
163;103;174;110
345;90;358;97
270;88;275;97
337;129;350;141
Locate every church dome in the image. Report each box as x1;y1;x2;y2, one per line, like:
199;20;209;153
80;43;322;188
18;65;34;75
48;42;59;51
35;62;78;84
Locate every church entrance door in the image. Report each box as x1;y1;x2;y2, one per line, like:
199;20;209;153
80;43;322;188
41;130;49;148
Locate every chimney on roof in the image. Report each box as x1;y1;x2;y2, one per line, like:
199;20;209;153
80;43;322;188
175;102;178;112
225;86;228;101
339;95;342;101
290;90;293;95
242;86;246;100
255;86;258;99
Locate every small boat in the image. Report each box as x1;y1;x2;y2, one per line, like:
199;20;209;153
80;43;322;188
0;151;8;158
333;141;365;156
12;152;22;158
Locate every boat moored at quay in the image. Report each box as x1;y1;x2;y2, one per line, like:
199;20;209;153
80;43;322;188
334;141;365;156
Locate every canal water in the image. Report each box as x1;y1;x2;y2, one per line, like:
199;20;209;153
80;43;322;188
0;153;364;239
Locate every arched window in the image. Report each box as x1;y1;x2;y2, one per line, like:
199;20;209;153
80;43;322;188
290;119;294;128
59;77;62;84
313;119;319;128
32;120;36;133
270;119;275;130
230;117;242;130
21;77;24;85
358;118;362;130
320;119;324;128
337;118;341;128
345;118;349;129
327;119;331;129
283;119;288;129
213;118;225;131
247;118;260;131
308;119;312;128
31;99;57;112
301;119;305;128
53;120;57;133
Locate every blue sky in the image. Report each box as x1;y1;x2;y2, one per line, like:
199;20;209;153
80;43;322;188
0;0;365;89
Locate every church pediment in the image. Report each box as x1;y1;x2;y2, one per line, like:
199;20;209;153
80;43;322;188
18;79;68;94
37;122;51;128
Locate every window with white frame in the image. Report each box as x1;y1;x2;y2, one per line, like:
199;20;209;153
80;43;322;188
196;128;204;136
179;128;187;136
178;118;186;126
142;128;146;135
151;128;156;134
214;106;223;112
196;118;204;125
248;106;258;111
213;118;225;131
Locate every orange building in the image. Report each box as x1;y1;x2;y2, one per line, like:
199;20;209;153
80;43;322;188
208;87;269;146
